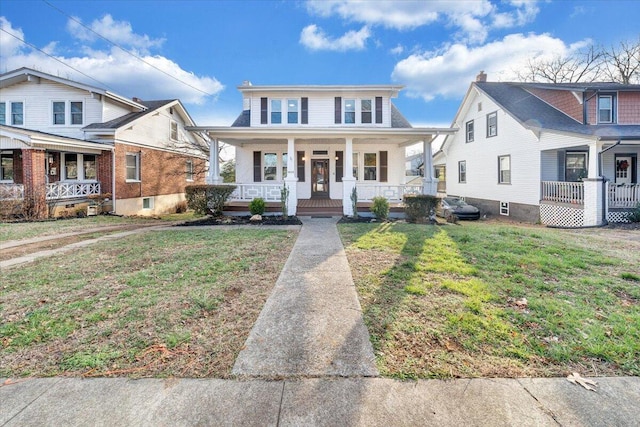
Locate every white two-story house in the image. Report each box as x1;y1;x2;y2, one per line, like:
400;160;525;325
189;82;455;216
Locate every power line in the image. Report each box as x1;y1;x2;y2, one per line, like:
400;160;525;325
0;27;116;90
41;0;216;97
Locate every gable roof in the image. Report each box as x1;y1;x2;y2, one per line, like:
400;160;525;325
83;100;176;130
0;67;145;111
475;82;640;140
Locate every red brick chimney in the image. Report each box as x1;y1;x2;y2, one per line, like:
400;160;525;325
476;71;487;82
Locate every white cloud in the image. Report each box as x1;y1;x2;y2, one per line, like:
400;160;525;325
300;24;370;51
391;33;581;101
306;0;541;44
0;17;222;105
0;16;26;58
66;14;165;53
390;44;404;55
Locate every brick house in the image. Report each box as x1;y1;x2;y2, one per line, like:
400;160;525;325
0;68;207;218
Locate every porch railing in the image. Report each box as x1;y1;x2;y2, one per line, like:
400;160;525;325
608;183;640;208
355;184;423;202
0;183;24;200
230;183;282;202
46;182;101;200
541;181;584;205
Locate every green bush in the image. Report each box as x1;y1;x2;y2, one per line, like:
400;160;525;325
370;196;389;220
280;184;289;219
185;185;236;216
404;194;439;223
627;203;640;223
249;197;266;215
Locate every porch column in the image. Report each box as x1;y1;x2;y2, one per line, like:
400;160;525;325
284;138;298;215
583;140;605;226
22;149;48;219
422;136;437;195
207;138;222;184
342;137;356;216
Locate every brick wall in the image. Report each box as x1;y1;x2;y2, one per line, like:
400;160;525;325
21;149;47;218
12;150;24;184
585;91;597;124
618;92;640;124
97;151;113;195
114;143;206;200
527;88;583;123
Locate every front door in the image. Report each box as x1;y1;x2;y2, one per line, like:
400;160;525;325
312;159;329;198
615;156;632;184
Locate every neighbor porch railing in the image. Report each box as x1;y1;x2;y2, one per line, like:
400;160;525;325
541;181;584;205
46;182;101;200
355;184;423;202
0;183;24;200
608;183;640;208
229;183;282;202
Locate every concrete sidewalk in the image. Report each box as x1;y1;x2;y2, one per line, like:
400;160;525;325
2;376;638;426
233;216;378;378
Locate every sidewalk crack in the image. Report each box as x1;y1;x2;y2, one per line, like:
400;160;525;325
516;379;562;426
2;378;63;426
275;381;286;427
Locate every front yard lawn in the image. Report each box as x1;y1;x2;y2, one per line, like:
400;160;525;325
1;228;297;378
339;221;640;379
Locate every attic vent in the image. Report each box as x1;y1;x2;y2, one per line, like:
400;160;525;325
313;150;328;155
169;107;174;115
477;102;482;112
500;202;509;216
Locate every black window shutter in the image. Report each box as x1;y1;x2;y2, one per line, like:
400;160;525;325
260;98;268;124
301;97;308;124
375;97;383;124
253;151;262;182
336;151;344;182
335;97;342;124
632;157;637;184
297;151;305;182
380;151;388;182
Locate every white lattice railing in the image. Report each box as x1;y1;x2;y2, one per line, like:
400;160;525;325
230;183;283;202
46;182;101;200
355;184;423;202
608;183;640;208
0;183;24;200
541;181;584;205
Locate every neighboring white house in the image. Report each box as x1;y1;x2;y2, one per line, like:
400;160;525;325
437;72;640;227
189;82;455;216
0;67;207;218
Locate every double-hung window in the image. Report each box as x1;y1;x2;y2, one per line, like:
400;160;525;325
0;102;5;125
1;152;14;181
83;154;96;180
364;153;377;180
170;121;178;140
352;153;359;180
186;159;194;181
70;102;83;125
458;161;467;183
126;153;141;181
344;99;355;124
271;100;282;124
565;152;588;182
598;95;615;123
466;120;474;142
11;102;23;125
287;99;298;124
487;112;497;137
361;99;372;124
264;152;277;180
64;153;78;180
53;102;66;125
498;155;511;184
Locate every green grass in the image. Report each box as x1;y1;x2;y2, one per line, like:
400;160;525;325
0;228;297;378
339;221;640;379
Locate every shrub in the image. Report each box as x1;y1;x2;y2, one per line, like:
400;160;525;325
185;185;236;216
370;196;389;220
0;199;22;220
280;184;289;219
174;200;188;214
249;197;266;215
627;203;640;223
404;194;439;223
350;186;358;218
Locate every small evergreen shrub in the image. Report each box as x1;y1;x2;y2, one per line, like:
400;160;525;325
627;203;640;223
350;186;358;218
280;184;289;219
249;197;266;215
370;196;389;220
403;194;439;223
185;185;236;216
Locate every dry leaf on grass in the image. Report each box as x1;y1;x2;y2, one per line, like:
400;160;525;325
567;372;597;391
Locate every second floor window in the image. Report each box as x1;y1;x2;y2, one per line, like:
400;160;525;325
170;121;178;140
345;99;355;124
53;102;65;124
287;100;298;124
598;95;614;123
466;120;474;142
271;100;282;124
11;102;24;125
0;103;5;125
70;102;83;125
487;112;497;137
361;99;372;124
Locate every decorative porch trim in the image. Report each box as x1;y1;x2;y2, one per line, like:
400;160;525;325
540;201;584;228
230;183;282;202
355;183;422;202
0;183;24;200
46;182;101;200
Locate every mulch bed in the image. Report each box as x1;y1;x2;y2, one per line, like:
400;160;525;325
178;215;302;226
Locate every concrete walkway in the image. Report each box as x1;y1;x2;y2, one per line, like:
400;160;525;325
233;216;378;378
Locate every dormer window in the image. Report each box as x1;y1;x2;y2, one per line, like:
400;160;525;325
598;94;615;124
271;100;282;124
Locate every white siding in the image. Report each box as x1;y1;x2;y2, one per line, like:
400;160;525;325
444;91;542;205
246;91;393;128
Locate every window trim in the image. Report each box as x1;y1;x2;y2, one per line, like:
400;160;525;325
0;151;14;182
52;101;66;125
125;152;141;182
565;151;588;182
270;99;282;124
287;99;299;124
0;102;5;125
142;197;154;210
170;120;178;141
363;152;377;181
498;155;511;184
10;101;24;126
465;120;474;143
186;159;194;182
361;99;372;124
486;111;497;138
458;160;467;183
344;99;356;124
70;101;83;125
597;94;616;124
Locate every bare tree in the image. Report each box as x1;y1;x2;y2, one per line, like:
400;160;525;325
602;37;640;84
516;45;604;83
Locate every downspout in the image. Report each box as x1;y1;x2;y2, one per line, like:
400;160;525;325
111;146;116;214
598;139;621;225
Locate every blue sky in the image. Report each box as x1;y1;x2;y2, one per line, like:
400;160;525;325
1;0;639;128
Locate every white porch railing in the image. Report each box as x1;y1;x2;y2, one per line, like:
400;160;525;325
46;182;101;200
541;181;584;205
355;184;423;202
0;183;24;200
230;183;282;202
608;183;640;208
